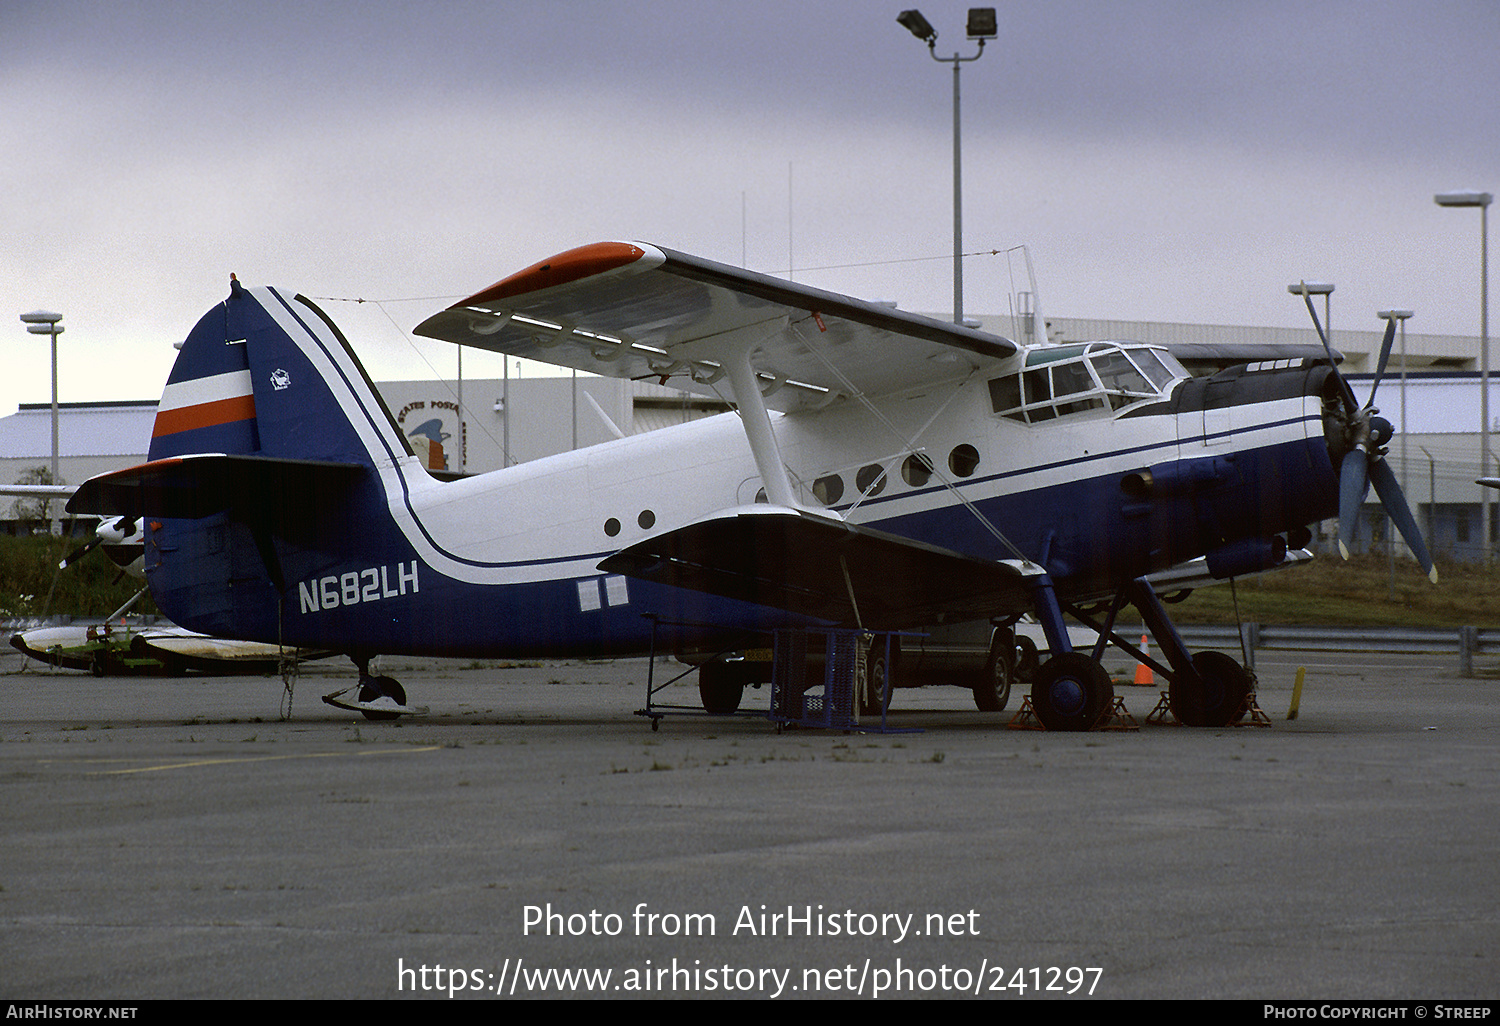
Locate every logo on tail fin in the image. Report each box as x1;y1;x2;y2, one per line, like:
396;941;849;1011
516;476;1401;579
396;402;465;473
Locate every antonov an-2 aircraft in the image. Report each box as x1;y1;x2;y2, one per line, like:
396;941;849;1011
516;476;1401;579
67;242;1434;729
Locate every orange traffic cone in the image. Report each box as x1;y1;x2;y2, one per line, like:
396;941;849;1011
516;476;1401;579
1134;634;1154;686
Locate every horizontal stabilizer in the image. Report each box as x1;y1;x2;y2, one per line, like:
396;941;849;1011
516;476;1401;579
66;454;366;521
598;506;1031;630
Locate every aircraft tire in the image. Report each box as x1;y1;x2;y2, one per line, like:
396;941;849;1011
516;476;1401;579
358;675;407;722
973;629;1013;712
1030;653;1113;731
1013;635;1040;682
1168;651;1251;727
698;663;745;715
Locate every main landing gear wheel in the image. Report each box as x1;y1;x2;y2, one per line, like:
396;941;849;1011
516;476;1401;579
357;675;408;721
1168;650;1252;727
972;630;1013;712
1029;653;1114;731
698;662;745;715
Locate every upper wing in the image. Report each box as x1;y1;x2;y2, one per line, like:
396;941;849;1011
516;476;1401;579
598;505;1033;629
414;242;1018;412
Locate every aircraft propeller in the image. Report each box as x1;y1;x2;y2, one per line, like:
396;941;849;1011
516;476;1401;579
1298;284;1437;583
57;516;142;577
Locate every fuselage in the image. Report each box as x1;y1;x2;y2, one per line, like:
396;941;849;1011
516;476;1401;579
140;288;1339;661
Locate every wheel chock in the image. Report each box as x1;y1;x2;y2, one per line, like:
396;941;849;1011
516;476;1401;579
1095;695;1139;731
1006;696;1045;730
1008;695;1137;731
1143;689;1271;727
1235;691;1272;727
1146;690;1179;725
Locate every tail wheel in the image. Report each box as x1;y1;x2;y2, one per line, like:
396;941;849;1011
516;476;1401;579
973;629;1013;712
1030;653;1114;731
1168;651;1252;727
358;675;406;721
698;662;745;715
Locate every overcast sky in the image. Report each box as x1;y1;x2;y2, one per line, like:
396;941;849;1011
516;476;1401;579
3;0;1496;418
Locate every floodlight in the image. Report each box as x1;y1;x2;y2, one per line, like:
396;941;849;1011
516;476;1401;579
897;9;935;42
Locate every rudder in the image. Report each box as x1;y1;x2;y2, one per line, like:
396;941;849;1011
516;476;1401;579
148;278;412;469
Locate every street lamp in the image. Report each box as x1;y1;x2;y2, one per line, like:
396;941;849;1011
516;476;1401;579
19;310;63;535
1434;189;1492;563
897;8;996;325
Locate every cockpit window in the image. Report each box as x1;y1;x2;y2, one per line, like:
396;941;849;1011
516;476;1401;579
988;342;1179;424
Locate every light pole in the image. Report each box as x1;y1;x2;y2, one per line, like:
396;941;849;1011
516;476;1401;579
1435;189;1492;563
897;8;996;326
19;310;64;535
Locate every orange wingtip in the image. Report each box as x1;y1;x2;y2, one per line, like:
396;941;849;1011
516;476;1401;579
455;242;650;307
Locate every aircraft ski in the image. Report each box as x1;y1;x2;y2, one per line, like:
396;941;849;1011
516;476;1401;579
68;243;1436;728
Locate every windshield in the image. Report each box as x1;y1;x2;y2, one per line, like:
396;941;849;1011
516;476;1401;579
988;343;1181;424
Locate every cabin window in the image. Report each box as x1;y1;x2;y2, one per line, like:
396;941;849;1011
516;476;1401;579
987;342;1178;424
855;464;888;497
902;453;934;487
812;474;845;506
949;444;980;477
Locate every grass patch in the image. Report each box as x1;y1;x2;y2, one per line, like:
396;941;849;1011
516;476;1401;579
1158;552;1500;629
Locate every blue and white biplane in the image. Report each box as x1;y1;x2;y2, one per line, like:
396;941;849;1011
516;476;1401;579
67;243;1433;728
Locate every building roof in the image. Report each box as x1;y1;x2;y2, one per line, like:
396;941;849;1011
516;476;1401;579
0;401;158;459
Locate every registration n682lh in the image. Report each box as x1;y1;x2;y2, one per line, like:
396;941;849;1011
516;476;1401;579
298;561;419;614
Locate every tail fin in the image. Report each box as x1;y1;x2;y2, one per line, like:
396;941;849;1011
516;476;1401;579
148;278;412;468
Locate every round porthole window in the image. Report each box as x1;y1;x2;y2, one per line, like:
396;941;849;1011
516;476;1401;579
902;453;934;487
604;518;621;537
949;444;980;477
855;464;887;497
638;510;656;530
812;474;845;506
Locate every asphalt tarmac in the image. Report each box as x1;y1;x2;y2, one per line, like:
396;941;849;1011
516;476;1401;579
2;644;1497;1001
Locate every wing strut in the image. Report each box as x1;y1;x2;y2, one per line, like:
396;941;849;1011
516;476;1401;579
720;323;798;509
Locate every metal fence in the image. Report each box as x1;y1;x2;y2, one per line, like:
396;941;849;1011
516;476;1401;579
1162;623;1500;677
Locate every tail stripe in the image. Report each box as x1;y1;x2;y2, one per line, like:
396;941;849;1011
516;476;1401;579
152;393;257;438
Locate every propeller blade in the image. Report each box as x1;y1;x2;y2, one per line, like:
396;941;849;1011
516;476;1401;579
1366;317;1398;410
1298;283;1357;413
1369;458;1439;584
1337;452;1370;560
57;536;102;570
